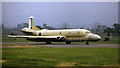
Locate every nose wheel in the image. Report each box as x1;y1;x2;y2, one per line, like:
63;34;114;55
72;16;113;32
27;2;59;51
86;41;89;45
46;40;52;44
66;41;71;44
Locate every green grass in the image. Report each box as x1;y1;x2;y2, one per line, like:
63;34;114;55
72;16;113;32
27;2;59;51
2;47;118;66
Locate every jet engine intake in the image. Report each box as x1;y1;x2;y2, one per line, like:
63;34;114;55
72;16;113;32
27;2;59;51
57;36;66;40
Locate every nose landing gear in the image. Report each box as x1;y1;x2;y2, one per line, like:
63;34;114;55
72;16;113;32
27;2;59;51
86;41;89;45
46;40;52;44
66;41;71;44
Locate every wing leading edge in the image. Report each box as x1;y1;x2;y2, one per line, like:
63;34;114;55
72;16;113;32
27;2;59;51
8;35;66;41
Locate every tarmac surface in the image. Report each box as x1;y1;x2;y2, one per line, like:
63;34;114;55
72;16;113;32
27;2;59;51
1;42;119;48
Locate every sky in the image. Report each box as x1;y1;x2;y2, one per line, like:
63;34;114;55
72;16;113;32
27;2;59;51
2;2;118;28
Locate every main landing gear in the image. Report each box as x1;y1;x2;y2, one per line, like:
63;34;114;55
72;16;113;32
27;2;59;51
66;41;71;44
86;41;89;45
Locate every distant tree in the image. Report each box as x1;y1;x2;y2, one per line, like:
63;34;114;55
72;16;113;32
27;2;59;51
17;23;22;29
36;25;42;29
99;25;107;34
112;23;120;36
62;22;70;29
10;32;17;35
104;27;113;36
103;23;120;41
80;27;85;29
43;23;47;29
91;22;101;34
90;22;108;35
46;26;55;30
104;27;113;41
22;23;28;28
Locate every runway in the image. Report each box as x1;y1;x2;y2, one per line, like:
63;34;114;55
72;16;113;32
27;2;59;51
1;42;118;48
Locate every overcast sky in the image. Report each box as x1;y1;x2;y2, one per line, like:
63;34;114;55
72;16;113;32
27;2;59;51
2;2;118;28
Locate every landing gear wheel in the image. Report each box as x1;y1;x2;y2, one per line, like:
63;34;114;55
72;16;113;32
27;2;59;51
86;41;89;45
46;40;52;44
66;41;71;44
14;38;16;40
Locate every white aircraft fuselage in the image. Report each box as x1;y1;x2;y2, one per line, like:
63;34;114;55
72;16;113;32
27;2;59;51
8;16;101;44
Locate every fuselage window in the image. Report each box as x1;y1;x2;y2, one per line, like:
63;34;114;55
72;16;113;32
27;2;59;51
39;33;41;36
86;32;91;33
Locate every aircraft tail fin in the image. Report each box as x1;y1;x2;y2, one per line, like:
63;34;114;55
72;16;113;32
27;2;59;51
29;16;40;31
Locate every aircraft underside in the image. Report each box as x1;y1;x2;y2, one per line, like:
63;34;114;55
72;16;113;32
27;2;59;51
26;36;98;45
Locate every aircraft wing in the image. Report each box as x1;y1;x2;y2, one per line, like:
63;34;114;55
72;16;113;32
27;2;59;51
8;35;66;40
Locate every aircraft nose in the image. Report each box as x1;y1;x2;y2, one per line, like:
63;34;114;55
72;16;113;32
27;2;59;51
89;34;101;41
96;35;101;40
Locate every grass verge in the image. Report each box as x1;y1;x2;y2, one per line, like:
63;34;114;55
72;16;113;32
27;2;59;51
2;47;118;66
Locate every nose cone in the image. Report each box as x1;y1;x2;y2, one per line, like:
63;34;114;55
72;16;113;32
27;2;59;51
89;34;101;41
96;35;101;41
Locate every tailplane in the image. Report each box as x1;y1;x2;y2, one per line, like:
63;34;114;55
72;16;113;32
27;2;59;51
29;16;40;31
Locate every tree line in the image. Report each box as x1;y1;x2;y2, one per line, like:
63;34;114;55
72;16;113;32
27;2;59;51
104;23;120;37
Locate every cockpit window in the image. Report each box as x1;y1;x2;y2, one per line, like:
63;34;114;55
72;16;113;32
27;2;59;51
86;31;91;33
